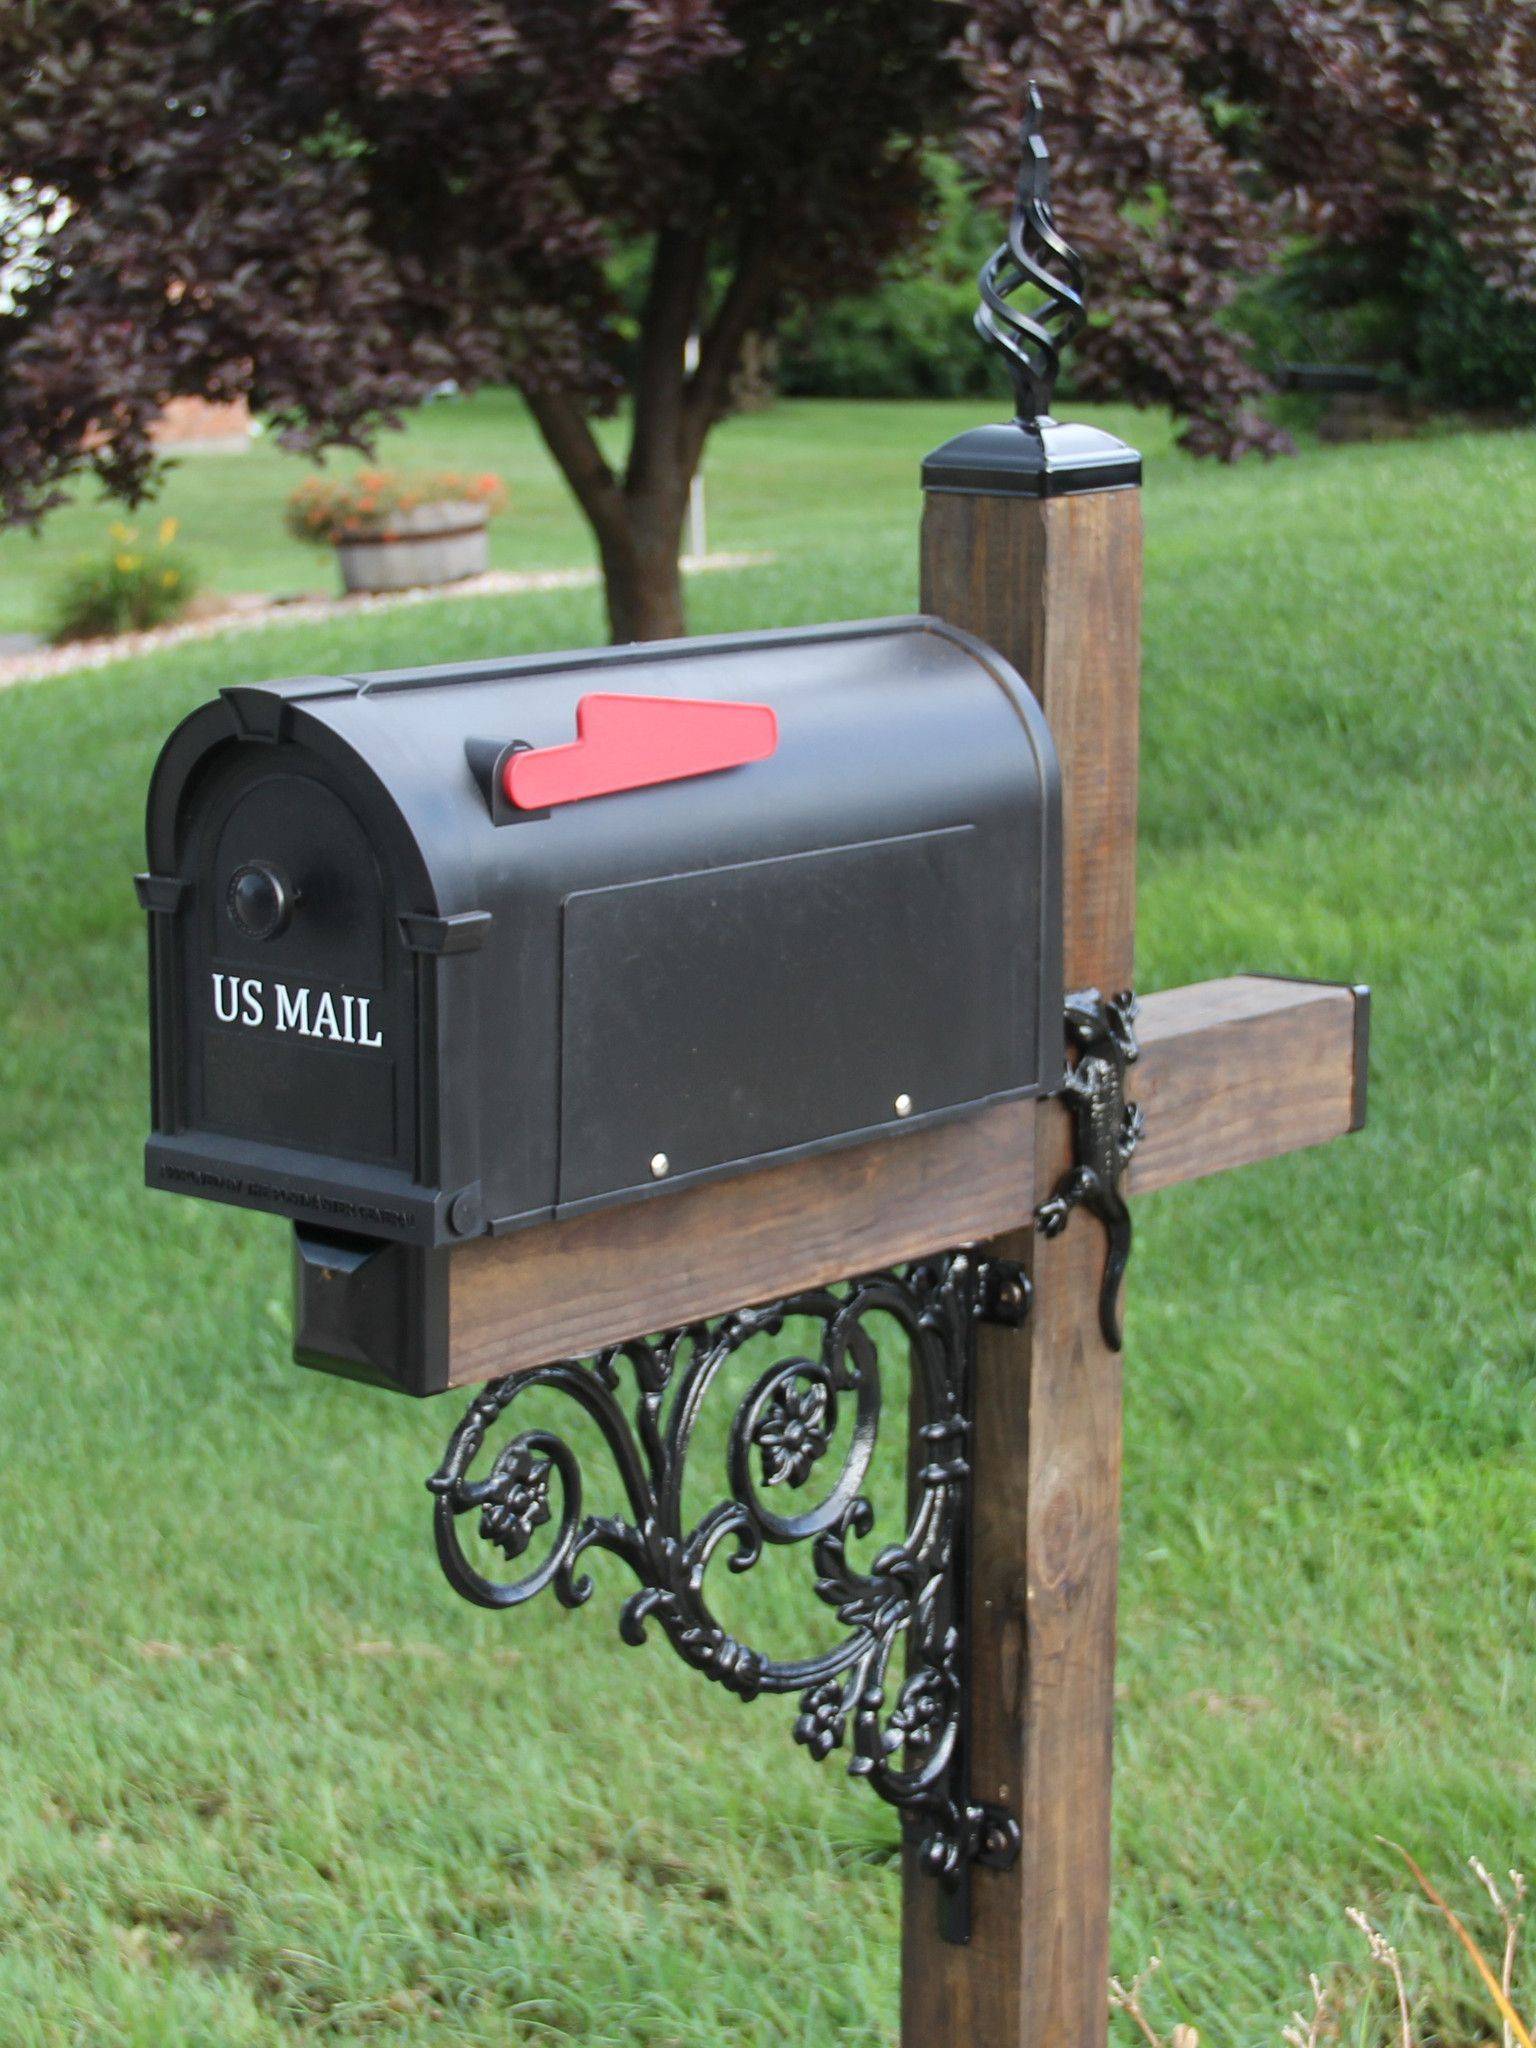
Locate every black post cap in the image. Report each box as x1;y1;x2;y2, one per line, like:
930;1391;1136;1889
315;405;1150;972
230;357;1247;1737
927;84;1141;498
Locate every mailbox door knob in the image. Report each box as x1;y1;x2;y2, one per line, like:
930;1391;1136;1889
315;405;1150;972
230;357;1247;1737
227;860;295;940
503;694;778;811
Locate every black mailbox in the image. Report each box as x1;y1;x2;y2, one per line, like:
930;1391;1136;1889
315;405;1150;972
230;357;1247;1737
137;615;1062;1390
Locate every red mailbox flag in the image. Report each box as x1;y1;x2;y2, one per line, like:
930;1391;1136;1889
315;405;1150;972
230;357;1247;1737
503;694;778;811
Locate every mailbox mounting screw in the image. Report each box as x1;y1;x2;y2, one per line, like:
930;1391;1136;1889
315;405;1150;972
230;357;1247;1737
895;1093;913;1118
650;1152;670;1179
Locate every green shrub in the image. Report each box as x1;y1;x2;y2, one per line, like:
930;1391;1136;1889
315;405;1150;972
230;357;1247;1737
48;518;198;642
1410;229;1536;413
780;156;1008;402
1237;223;1536;417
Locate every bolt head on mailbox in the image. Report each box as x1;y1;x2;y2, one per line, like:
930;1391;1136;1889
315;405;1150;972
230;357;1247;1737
136;616;1063;1394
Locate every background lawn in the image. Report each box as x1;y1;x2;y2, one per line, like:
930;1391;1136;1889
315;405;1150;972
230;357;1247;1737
0;394;1532;2046
0;390;591;635
0;387;953;638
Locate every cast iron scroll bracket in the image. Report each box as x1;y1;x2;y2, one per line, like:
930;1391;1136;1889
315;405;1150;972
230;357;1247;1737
428;1250;1028;1941
1036;987;1145;1350
975;81;1087;425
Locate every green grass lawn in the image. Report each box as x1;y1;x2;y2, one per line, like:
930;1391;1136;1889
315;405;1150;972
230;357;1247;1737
0;385;963;637
0;390;587;635
0;393;1532;2046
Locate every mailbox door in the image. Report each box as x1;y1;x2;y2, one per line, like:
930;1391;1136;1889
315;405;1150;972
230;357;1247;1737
178;750;416;1178
556;826;1003;1210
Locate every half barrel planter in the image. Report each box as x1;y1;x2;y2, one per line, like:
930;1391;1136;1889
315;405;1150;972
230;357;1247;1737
334;500;489;594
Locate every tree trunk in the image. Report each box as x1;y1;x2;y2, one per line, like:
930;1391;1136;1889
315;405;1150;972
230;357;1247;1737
521;227;775;645
600;488;689;643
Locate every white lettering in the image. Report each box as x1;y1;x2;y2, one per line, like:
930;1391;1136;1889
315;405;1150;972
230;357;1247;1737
213;976;384;1050
275;985;310;1035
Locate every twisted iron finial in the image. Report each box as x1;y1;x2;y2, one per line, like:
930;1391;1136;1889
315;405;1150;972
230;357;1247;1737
975;83;1086;425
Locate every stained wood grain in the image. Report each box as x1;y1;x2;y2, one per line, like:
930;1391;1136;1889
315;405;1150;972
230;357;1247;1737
921;488;1141;990
900;973;1367;2045
1130;976;1363;1195
906;473;1141;2048
901;1209;1120;2045
437;976;1364;1390
446;1098;1038;1388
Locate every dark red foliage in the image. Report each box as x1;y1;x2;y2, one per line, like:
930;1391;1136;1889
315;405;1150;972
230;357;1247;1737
962;1;1536;456
0;2;956;633
2;2;1533;632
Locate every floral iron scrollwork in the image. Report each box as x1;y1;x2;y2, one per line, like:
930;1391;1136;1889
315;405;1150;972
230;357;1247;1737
428;1251;1029;1935
1036;987;1145;1349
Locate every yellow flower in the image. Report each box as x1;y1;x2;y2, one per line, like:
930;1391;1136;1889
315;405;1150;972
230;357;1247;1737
115;553;141;573
109;520;135;545
158;516;179;546
161;570;180;589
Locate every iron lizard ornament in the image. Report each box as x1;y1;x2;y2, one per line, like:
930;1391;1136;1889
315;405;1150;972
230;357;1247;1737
1036;988;1145;1349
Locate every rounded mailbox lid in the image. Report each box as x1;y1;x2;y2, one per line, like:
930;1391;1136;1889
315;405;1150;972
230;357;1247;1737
137;615;1062;1247
315;615;1065;1226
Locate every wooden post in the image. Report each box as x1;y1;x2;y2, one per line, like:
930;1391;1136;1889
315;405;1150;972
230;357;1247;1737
902;418;1143;2048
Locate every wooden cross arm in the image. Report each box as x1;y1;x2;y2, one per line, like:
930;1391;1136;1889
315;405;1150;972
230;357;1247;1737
1128;973;1368;1196
441;974;1368;1388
